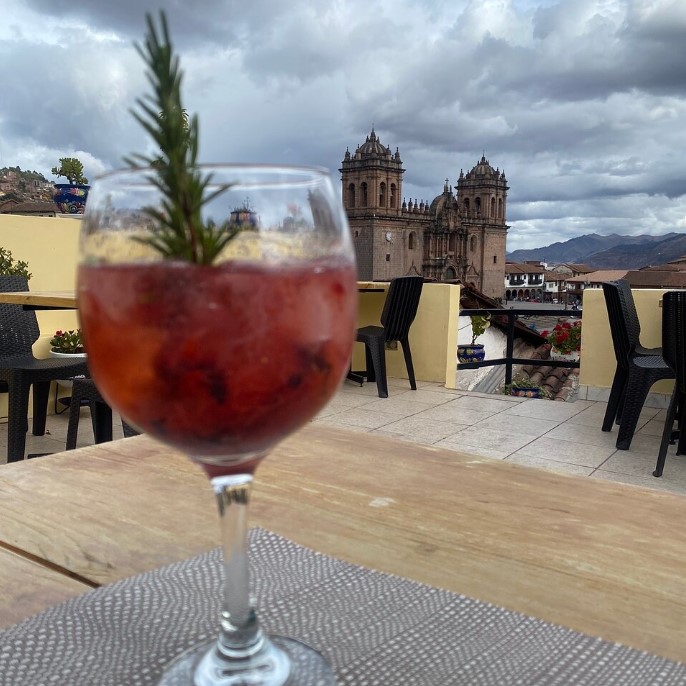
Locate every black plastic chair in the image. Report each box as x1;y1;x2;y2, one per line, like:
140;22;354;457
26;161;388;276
0;275;89;463
66;377;139;450
615;279;662;357
654;291;686;477
355;276;424;398
602;281;673;450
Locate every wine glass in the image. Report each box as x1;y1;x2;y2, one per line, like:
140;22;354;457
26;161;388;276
78;164;358;685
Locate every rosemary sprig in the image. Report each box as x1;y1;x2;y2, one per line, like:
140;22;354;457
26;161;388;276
125;12;239;264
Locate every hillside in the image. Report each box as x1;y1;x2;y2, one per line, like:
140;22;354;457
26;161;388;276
507;233;686;269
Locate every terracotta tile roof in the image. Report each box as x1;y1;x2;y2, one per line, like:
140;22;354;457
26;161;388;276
566;270;628;283
0;200;57;215
625;270;686;288
565;263;594;272
519;344;580;402
505;262;544;273
542;270;566;280
638;263;686;272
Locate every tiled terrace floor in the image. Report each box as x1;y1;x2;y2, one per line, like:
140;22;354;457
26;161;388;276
314;377;686;497
1;379;684;497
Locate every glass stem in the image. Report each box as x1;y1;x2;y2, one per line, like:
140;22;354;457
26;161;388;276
212;474;265;659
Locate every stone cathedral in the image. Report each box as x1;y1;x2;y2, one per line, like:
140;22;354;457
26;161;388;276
340;128;509;299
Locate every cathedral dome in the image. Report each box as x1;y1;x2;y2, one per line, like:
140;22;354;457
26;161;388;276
429;179;454;215
468;155;498;179
355;128;392;158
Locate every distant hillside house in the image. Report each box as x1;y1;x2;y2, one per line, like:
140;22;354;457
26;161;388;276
504;262;544;301
341;128;509;299
549;263;594;277
0;200;57;217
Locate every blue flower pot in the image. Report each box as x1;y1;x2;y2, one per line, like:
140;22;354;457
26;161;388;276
54;184;90;214
457;343;486;363
511;387;542;399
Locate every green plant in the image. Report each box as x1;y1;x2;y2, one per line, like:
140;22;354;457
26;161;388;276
49;329;84;354
124;11;240;264
52;157;88;185
0;247;31;280
541;321;582;355
469;314;491;345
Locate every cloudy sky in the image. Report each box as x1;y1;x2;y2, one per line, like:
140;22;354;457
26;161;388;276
1;0;685;250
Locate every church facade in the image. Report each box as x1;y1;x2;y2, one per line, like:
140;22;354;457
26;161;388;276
340;129;509;299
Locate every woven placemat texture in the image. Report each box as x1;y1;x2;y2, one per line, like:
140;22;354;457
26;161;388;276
1;528;684;685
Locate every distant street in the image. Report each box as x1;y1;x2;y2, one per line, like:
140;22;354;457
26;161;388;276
502;300;581;337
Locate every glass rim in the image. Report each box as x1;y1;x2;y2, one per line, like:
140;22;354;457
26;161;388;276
92;163;334;184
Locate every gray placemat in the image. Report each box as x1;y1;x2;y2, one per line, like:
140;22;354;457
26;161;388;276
1;528;684;685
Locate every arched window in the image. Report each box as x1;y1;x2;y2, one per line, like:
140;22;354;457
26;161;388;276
354;230;359;239
408;231;416;250
347;183;355;208
498;198;503;218
490;197;495;217
475;197;481;215
470;235;476;252
390;184;397;208
379;182;386;207
464;198;470;214
361;182;368;207
445;267;457;279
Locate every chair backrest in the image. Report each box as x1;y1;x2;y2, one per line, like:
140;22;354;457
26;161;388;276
602;281;632;369
0;275;40;357
380;276;424;341
661;291;686;386
615;279;642;348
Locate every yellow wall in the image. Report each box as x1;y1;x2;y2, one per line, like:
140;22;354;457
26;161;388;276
353;282;461;388
580;287;672;394
0;215;82;418
0;214;81;351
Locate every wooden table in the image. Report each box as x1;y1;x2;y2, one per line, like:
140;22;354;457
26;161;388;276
2;426;686;665
0;290;77;310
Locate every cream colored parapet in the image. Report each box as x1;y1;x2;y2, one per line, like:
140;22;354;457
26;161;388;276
0;212;463;398
353;281;461;389
0;214;81;348
580;287;672;395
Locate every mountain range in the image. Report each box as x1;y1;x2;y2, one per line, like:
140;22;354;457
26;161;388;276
506;233;686;270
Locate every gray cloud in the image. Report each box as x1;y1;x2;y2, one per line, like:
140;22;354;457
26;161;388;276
2;0;686;252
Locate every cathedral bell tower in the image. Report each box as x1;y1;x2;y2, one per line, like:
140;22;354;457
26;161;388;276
456;155;508;224
456;155;509;298
340;128;404;218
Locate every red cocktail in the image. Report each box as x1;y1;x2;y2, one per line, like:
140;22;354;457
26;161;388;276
79;259;357;476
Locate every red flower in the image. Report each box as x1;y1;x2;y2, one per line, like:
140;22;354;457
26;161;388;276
544;321;581;355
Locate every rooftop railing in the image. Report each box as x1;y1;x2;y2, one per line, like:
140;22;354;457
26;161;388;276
458;307;582;385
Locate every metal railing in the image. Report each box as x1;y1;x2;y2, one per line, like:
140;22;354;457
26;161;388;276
458;307;582;385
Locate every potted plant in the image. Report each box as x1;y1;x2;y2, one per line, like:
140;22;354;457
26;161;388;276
458;314;491;363
503;374;548;399
50;329;85;355
52;157;90;214
542;321;582;361
50;329;86;389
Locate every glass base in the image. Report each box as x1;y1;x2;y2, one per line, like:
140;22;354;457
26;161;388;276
157;635;335;686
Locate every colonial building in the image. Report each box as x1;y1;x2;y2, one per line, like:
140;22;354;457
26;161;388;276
340;128;509;299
